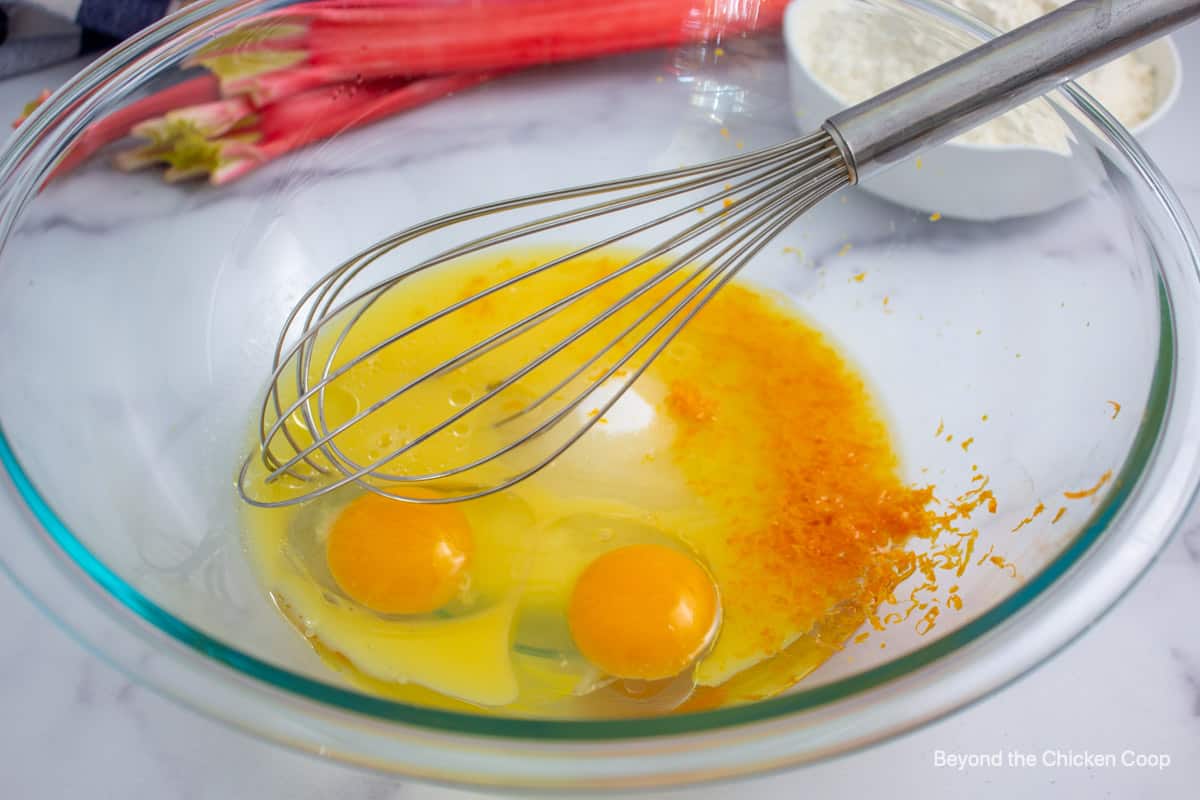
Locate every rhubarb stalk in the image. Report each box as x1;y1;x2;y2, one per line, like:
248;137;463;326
20;0;788;185
51;75;221;179
203;0;787;102
118;73;491;184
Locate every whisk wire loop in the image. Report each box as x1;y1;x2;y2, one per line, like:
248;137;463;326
239;130;850;507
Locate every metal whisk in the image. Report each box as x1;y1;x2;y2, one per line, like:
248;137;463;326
239;0;1198;507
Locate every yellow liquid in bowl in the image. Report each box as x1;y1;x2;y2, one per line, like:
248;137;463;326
241;247;936;717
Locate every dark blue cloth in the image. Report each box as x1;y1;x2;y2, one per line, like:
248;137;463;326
0;1;176;78
77;0;172;39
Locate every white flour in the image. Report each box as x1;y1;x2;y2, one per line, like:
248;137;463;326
793;0;1159;147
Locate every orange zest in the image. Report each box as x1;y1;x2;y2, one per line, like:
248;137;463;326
1063;470;1113;500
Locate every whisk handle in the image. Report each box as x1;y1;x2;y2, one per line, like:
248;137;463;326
824;0;1200;182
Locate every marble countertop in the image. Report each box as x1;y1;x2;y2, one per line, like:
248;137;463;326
2;20;1199;800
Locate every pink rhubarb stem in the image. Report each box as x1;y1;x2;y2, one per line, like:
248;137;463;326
212;72;490;184
231;64;356;108
50;75;220;180
212;0;786;96
133;95;256;139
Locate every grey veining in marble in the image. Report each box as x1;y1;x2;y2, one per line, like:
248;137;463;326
1;19;1200;800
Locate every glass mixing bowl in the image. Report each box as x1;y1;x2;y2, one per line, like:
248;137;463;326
1;0;1198;790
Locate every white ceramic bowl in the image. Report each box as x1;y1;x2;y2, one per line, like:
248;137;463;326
784;0;1182;221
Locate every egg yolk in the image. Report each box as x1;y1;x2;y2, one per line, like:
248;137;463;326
326;490;472;615
568;543;719;680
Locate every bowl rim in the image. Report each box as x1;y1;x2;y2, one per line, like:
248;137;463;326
783;0;1184;151
1;0;1199;787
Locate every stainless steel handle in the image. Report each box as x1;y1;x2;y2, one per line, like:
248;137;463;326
824;0;1200;182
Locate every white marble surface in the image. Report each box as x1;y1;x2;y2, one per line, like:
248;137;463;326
2;22;1200;800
